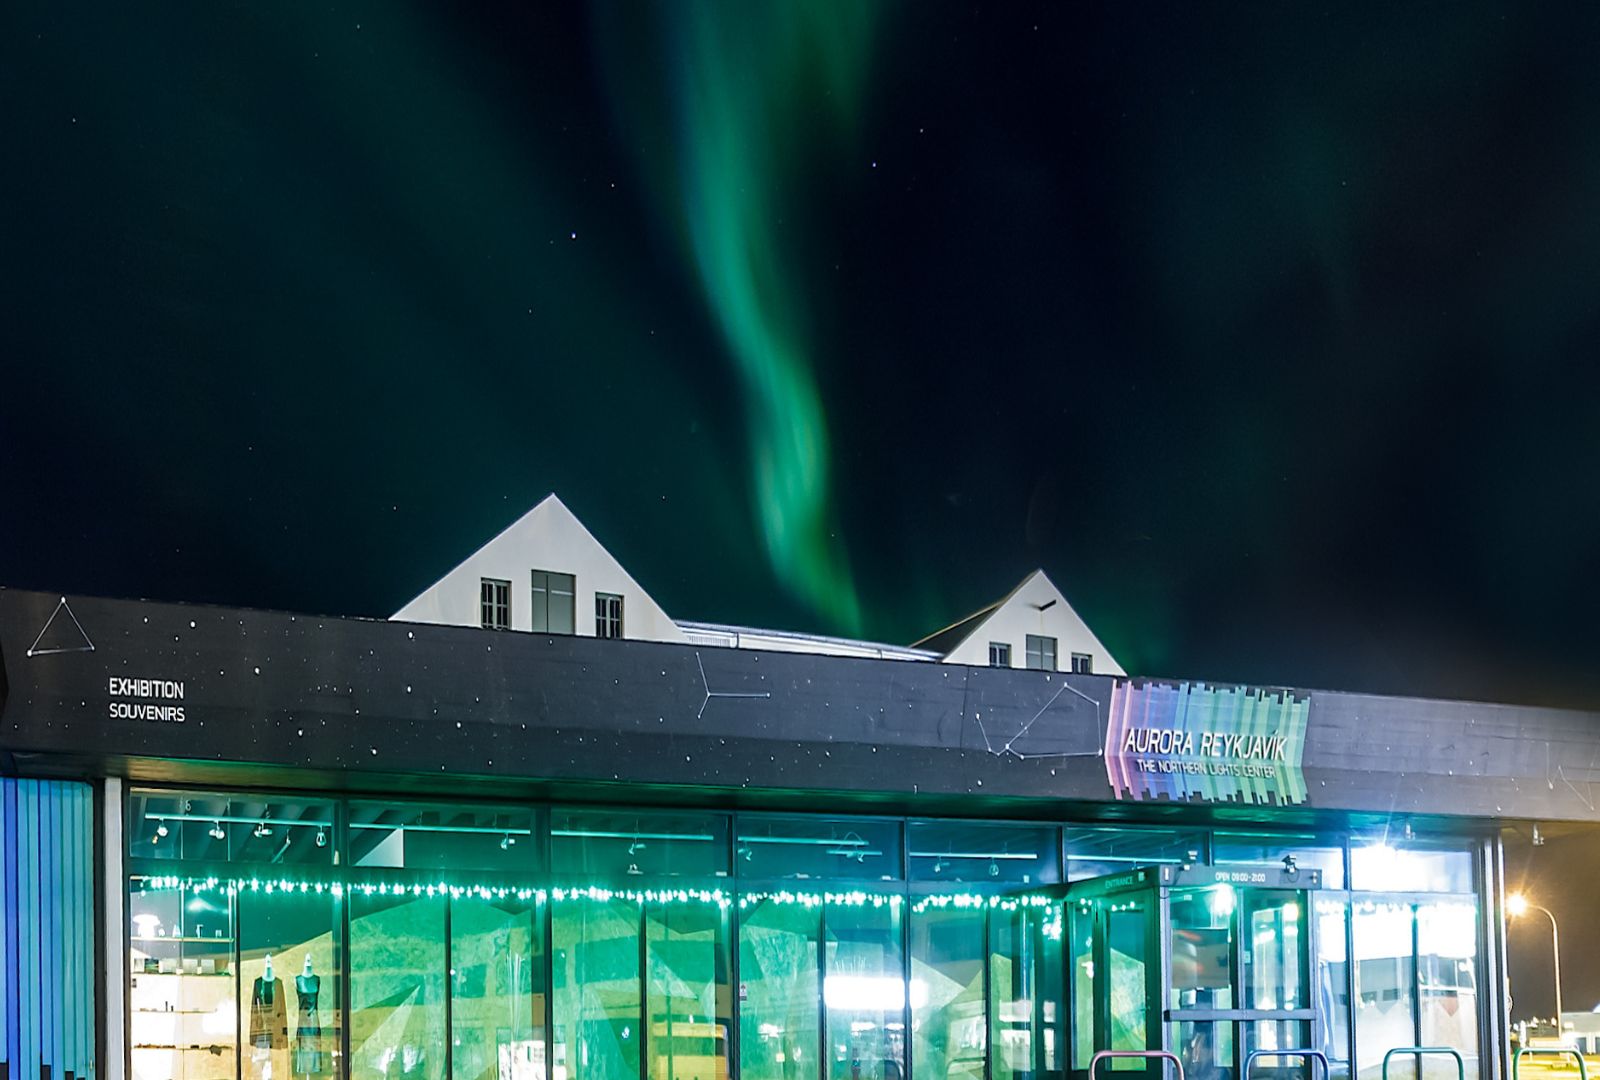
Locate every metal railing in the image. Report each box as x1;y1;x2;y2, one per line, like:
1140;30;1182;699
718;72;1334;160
1089;1050;1187;1080
1245;1048;1331;1080
1382;1046;1467;1080
1513;1047;1589;1080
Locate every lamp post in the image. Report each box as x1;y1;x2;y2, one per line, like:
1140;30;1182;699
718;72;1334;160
1507;893;1564;1039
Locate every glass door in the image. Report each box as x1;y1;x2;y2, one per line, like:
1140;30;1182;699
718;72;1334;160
1167;886;1315;1080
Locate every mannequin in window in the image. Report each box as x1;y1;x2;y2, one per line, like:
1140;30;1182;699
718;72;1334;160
294;954;330;1076
251;954;288;1048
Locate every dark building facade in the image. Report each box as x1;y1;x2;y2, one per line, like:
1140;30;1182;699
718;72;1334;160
2;588;1597;1080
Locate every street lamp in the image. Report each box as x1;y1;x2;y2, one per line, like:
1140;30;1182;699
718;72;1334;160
1508;893;1564;1039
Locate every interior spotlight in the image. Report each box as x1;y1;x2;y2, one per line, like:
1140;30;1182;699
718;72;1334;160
988;859;1001;878
1532;823;1545;847
737;846;754;863
1403;821;1414;841
156;823;169;838
627;838;645;856
499;833;514;851
254;821;273;838
1283;853;1299;878
932;859;945;874
209;822;226;840
316;829;328;848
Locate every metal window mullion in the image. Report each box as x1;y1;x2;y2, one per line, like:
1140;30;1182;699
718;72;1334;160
818;903;828;1080
982;904;993;1080
542;896;554;1080
338;800;352;1080
638;902;648;1080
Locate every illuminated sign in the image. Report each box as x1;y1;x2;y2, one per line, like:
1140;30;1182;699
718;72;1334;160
1104;681;1309;805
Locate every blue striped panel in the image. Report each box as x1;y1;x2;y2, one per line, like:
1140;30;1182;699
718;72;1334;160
0;779;95;1080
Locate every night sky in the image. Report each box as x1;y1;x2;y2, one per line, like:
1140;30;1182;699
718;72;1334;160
6;0;1600;1014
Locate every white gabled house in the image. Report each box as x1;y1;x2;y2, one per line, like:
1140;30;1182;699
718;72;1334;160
909;569;1125;676
392;494;1125;675
391;493;686;644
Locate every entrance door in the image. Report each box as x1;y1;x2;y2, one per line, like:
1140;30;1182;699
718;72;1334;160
1065;866;1319;1080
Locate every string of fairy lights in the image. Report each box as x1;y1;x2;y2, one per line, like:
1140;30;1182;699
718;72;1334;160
133;874;1067;922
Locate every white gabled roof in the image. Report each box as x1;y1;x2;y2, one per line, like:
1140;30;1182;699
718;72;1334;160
912;569;1125;675
391;493;686;643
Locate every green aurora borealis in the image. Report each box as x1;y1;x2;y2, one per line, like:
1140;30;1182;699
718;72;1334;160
603;5;882;633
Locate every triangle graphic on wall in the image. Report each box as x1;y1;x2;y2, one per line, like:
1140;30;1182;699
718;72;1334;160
27;597;95;658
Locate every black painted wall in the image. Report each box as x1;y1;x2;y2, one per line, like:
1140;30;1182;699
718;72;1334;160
1;588;1596;826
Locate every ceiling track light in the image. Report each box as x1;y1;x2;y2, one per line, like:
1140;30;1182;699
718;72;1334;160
316;829;328;848
209;822;227;841
499;833;515;851
1531;823;1545;847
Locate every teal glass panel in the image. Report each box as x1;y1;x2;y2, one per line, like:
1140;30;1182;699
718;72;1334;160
128;877;236;1080
1069;905;1096;1071
1313;899;1352;1080
350;892;447;1080
1417;901;1479;1080
1106;905;1148;1068
239;888;342;1080
910;904;984;1080
1242;892;1306;1011
738;897;820;1080
1352;903;1415;1080
991;905;1059;1080
553;896;642;1080
1171;1021;1234;1080
452;896;545;1080
825;901;905;1080
1169;888;1234;1011
645;902;731;1080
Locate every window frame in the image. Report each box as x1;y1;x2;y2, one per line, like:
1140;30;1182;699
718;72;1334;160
530;569;576;634
988;642;1011;667
1024;633;1057;671
1070;652;1093;674
595;591;624;639
479;577;511;630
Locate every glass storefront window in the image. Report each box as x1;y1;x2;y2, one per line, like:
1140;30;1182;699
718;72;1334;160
739;897;821;1080
738;817;903;882
124;789;1487;1080
239;888;342;1080
553;810;728;879
452;896;546;1080
910;904;984;1080
553;895;642;1080
129;878;237;1080
825;901;905;1080
908;822;1060;885
1169;889;1233;1011
645;901;732;1080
